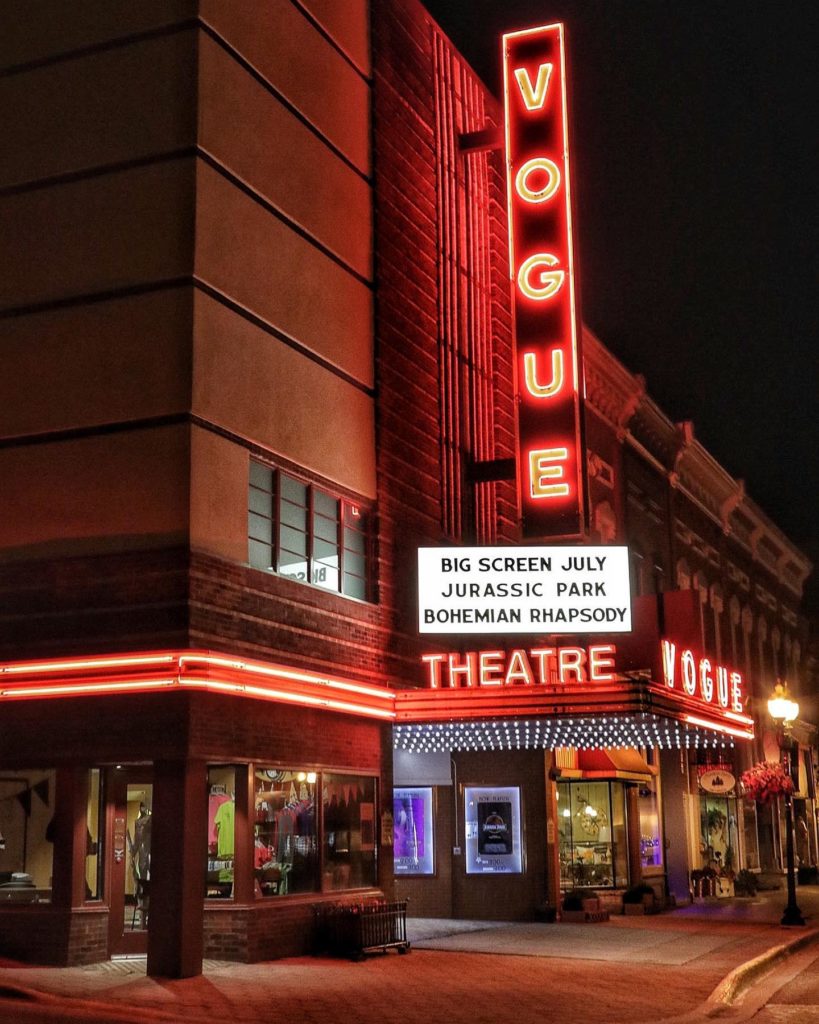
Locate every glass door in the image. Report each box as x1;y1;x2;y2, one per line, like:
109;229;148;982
107;769;153;956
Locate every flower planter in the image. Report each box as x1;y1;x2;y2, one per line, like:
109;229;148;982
623;902;646;915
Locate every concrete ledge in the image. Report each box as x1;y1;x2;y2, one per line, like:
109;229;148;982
707;926;819;1008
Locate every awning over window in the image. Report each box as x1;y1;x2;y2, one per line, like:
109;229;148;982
554;746;657;782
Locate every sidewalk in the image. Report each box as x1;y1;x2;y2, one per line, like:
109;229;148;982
0;889;817;1024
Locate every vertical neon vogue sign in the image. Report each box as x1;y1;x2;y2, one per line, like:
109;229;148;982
503;24;586;538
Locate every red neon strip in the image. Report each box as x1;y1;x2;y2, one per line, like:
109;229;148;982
0;650;395;721
683;714;754;740
0;679;178;698
0;654;175;676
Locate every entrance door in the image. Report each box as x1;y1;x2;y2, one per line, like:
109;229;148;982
107;769;153;956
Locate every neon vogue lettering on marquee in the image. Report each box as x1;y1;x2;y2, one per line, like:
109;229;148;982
660;640;744;714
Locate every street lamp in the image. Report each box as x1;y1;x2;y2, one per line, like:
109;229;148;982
767;680;805;926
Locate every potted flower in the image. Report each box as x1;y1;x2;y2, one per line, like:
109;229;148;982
622;882;655;915
561;889;599;922
740;761;794;804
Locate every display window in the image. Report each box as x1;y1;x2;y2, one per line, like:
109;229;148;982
206;766;237;899
323;773;377;891
254;768;318;897
557;781;628;889
464;786;523;874
85;768;103;901
638;778;663;869
393;787;435;875
0;769;55;904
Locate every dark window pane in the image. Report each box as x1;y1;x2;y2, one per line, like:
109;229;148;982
278;549;309;582
313;538;339;562
280;475;307;506
343;573;366;601
313;513;339;544
249;539;272;570
249;461;272;491
311;559;339;591
279;524;308;556
311;561;339;593
248;512;272;544
344;551;365;578
249;486;272;516
343;526;365;554
313;489;338;519
280;499;306;532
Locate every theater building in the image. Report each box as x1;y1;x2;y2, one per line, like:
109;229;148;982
0;0;812;977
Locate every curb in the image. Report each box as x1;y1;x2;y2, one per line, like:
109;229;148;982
706;926;819;1008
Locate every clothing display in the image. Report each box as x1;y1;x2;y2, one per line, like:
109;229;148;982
208;792;232;850
213;799;235;859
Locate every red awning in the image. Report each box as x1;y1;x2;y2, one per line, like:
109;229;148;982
555;747;657;782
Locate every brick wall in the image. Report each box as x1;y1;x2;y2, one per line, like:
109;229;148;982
0;546;189;660
0;907;108;966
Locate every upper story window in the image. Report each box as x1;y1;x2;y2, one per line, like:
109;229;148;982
248;461;370;601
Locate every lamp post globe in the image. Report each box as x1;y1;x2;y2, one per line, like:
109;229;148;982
767;681;804;927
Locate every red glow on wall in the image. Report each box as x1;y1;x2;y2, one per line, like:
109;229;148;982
503;23;586;538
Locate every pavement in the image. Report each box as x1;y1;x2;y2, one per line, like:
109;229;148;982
0;888;817;1023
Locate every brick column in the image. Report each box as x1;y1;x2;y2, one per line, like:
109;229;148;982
52;767;89;909
147;759;207;978
626;784;643;885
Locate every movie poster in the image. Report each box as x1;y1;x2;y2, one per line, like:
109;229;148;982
393;788;434;875
465;787;522;874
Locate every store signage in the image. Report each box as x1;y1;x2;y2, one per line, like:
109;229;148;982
660;640;745;713
421;643;618;688
418;545;631;634
503;24;586;538
698;768;737;795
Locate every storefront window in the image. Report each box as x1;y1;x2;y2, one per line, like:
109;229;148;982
206;766;236;899
323;774;376;890
699;796;739;874
638;779;663;869
85;768;103;900
557;781;628;889
254;768;318;897
0;769;55;904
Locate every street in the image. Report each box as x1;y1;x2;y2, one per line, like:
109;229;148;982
1;891;817;1024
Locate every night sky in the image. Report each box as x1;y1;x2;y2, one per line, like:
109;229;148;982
422;0;818;582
